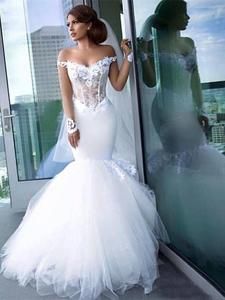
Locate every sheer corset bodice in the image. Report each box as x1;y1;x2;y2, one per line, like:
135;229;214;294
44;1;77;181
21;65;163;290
57;56;117;110
158;48;196;89
153;48;198;114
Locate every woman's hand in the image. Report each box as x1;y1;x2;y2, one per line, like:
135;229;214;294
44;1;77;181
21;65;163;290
68;129;80;148
120;39;132;57
137;37;149;53
108;40;132;91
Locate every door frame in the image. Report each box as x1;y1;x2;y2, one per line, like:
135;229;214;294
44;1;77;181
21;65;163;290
0;18;48;212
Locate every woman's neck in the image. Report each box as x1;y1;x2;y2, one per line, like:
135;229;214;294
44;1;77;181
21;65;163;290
157;29;182;52
76;37;97;50
162;29;180;41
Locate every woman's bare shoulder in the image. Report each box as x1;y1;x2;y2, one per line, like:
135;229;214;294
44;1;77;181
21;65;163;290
182;37;195;48
58;48;76;60
99;44;116;57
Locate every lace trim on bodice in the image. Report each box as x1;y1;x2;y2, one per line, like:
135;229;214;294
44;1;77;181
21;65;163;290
143;48;197;73
57;56;117;111
57;56;117;68
148;141;208;175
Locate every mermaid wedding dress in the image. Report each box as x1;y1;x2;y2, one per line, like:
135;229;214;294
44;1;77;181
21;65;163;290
148;47;225;263
0;56;169;300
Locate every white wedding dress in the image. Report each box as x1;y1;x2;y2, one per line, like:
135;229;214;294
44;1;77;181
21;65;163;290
149;47;225;264
0;56;169;300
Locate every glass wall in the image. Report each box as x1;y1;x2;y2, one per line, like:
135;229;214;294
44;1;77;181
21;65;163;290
132;0;225;292
0;0;74;181
0;113;10;207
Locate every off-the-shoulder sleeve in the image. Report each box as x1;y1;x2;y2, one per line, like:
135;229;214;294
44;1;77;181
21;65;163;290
109;56;117;63
57;61;68;68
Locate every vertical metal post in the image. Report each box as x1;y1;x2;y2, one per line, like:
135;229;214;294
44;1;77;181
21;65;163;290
121;0;145;182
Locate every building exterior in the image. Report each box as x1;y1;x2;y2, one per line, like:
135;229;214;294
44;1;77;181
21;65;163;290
30;26;67;102
62;0;73;16
212;123;225;144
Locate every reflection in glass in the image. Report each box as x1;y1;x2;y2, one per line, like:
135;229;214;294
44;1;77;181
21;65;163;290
134;0;225;292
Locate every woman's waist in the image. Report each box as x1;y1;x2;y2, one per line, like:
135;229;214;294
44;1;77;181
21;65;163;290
155;90;195;112
73;96;112;112
157;87;192;99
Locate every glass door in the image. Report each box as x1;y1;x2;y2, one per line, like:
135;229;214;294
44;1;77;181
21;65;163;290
0;0;75;211
0;111;9;208
131;0;225;294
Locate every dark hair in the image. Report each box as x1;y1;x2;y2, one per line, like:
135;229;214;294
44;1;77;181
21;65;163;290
67;5;107;44
151;0;187;29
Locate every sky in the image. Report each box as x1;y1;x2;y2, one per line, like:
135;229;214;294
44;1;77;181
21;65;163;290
26;0;64;32
0;0;225;101
0;0;65;101
133;0;225;83
185;0;225;83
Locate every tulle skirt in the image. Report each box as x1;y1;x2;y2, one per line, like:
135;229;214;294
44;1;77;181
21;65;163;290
0;98;169;299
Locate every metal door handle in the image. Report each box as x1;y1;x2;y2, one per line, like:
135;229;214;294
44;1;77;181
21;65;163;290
3;114;17;119
2;108;17;132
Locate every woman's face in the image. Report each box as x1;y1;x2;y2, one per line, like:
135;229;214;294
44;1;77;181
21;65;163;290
67;14;90;41
169;10;190;30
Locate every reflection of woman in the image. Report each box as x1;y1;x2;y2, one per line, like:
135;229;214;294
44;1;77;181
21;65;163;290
0;5;169;300
140;0;225;267
139;0;207;155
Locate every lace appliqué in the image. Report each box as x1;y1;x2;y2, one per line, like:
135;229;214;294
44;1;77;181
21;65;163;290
105;159;137;181
57;61;68;68
163;49;197;73
114;159;137;177
57;56;117;111
148;143;208;175
143;48;197;73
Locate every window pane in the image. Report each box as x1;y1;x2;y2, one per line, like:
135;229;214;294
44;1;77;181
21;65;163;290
0;0;73;180
133;0;225;292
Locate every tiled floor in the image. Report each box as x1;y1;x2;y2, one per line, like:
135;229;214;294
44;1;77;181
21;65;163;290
0;206;212;300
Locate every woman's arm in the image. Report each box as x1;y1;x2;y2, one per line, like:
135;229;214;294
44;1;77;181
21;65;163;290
57;49;80;148
191;65;203;112
140;57;156;88
191;66;209;130
187;38;209;129
57;49;75;119
138;38;156;87
108;41;133;91
184;37;203;112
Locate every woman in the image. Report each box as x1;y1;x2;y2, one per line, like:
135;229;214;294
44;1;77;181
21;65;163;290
139;0;207;156
0;5;169;300
139;0;225;268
